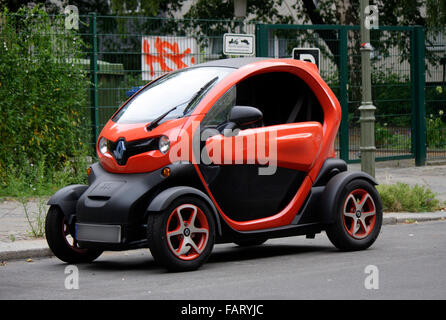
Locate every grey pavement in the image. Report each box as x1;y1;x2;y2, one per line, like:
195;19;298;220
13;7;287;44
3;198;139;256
0;161;445;261
0;240;51;260
1;221;446;300
0;198;48;243
349;161;446;202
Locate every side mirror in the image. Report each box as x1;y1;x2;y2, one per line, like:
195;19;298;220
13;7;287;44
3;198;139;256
228;106;263;126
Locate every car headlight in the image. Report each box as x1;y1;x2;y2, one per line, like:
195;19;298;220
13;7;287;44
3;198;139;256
98;137;108;155
158;136;170;154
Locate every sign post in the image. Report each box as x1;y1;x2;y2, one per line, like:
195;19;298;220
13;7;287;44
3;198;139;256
359;0;376;177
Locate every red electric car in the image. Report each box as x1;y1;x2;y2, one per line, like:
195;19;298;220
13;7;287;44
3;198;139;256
45;58;382;271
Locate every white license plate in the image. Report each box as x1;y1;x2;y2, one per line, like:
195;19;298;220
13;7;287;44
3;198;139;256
75;223;121;243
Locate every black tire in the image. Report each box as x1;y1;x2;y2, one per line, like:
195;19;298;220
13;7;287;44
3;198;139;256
234;238;268;247
147;196;215;272
325;179;382;251
45;206;103;263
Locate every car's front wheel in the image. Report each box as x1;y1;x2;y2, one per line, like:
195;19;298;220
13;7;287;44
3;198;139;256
45;206;103;263
147;196;215;272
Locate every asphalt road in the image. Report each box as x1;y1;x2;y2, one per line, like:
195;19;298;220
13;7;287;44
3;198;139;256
1;221;446;300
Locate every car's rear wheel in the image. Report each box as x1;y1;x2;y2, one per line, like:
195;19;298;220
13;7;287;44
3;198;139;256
326;179;382;251
147;196;215;271
45;206;103;263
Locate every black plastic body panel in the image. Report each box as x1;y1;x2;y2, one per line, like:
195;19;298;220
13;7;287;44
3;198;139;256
213;159;352;243
317;170;378;224
78;239;150;251
47;184;88;224
291;186;325;225
75;161;206;245
52;157;370;249
200;164;305;221
216;222;324;244
77;162;165;225
239;223;323;240
313;158;348;187
147;186;222;235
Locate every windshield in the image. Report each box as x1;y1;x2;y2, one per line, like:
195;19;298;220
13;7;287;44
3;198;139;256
113;67;233;124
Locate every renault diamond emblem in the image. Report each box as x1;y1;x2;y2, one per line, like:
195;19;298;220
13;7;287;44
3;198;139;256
113;140;126;161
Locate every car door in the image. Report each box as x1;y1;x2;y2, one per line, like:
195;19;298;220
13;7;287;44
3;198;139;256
196;85;323;222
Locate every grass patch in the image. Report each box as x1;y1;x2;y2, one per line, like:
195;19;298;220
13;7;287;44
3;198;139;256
0;156;91;238
0;156;90;199
377;182;443;212
20;197;47;238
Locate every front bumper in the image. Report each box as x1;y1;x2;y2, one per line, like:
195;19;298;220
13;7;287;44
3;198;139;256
74;161;199;249
75;162;167;245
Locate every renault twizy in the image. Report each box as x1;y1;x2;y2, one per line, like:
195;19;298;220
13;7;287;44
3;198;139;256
45;58;382;271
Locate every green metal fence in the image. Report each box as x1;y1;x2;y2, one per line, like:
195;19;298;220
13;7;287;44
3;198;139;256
425;28;446;161
79;15;444;164
256;24;429;164
81;14;255;145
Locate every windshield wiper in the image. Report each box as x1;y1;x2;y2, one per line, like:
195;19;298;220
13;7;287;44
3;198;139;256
146;105;179;132
146;76;219;132
183;76;219;115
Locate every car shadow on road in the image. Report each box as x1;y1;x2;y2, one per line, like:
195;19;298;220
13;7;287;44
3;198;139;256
75;243;336;273
207;243;336;264
82;254;160;272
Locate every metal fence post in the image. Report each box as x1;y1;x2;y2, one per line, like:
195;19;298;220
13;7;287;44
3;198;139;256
339;27;349;162
89;12;99;147
410;27;416;157
255;24;268;57
413;26;426;166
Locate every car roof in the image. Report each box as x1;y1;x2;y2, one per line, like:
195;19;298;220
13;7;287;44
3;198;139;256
193;57;270;69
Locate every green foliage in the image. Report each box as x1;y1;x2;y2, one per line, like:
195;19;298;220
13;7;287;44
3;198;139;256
374;123;411;150
0;155;90;198
426;85;446;118
426;0;446;27
118;73;146;102
371;69;411;127
375;122;390;148
0;6;90;197
291;1;435;66
185;0;292;24
377;182;441;212
370;69;445;151
20;196;46;238
426;110;446;149
183;0;293;50
357;68;445;152
110;0;184;17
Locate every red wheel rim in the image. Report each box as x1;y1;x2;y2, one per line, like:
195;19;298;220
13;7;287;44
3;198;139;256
165;204;209;261
62;217;87;253
342;189;377;240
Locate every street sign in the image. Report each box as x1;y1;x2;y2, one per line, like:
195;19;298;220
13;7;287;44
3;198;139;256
223;33;255;56
292;48;320;69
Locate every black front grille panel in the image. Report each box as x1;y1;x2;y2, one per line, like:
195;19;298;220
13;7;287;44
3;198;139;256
108;138;158;166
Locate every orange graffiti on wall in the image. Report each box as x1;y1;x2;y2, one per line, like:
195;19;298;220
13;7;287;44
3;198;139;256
143;37;196;77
